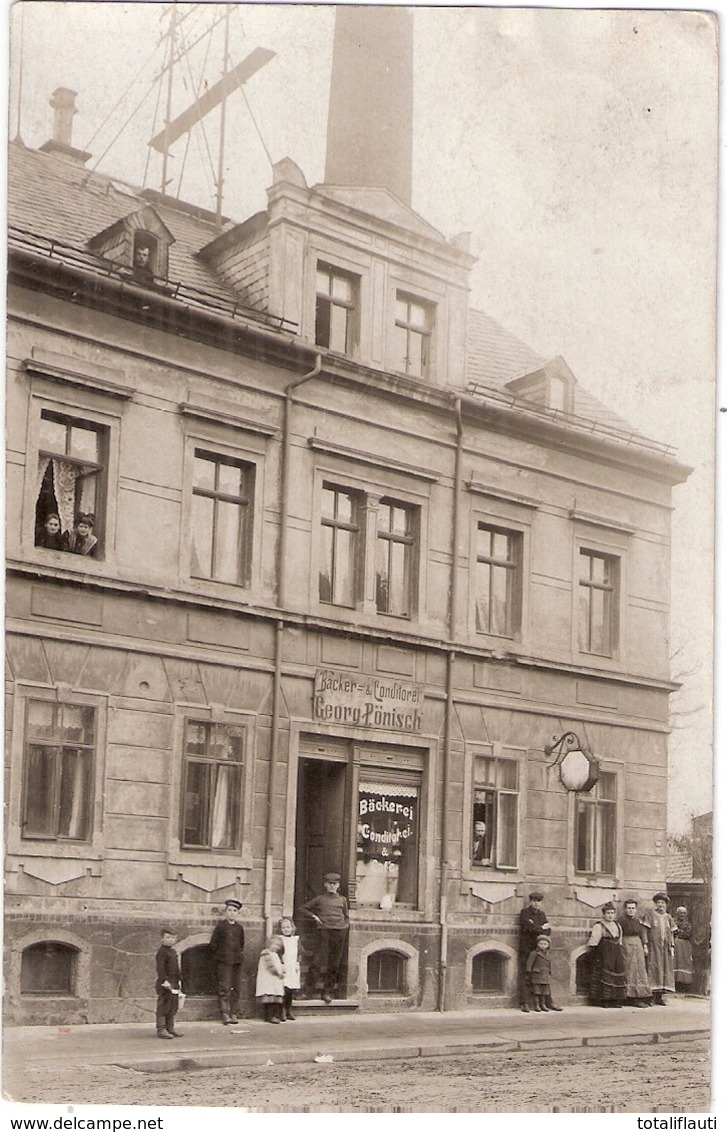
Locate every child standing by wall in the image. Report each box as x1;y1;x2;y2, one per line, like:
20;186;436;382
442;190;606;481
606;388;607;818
155;927;183;1039
278;917;302;1021
256;935;285;1023
526;934;552;1012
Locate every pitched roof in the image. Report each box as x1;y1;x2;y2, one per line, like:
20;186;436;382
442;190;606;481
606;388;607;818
667;839;703;884
7;142;237;304
465;308;668;452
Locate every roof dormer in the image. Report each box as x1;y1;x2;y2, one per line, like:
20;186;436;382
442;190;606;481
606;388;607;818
506;356;577;414
87;205;175;282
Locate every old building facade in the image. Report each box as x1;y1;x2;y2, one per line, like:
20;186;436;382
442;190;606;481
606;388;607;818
4;12;689;1024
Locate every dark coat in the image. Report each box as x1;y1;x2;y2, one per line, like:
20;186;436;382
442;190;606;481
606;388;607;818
209;919;245;964
518;906;551;956
155;944;181;993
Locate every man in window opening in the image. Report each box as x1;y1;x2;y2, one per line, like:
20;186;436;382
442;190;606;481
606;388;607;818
132;238;155;285
517;891;563;1012
209;898;245;1025
472;819;490;865
66;513;97;557
299;872;349;1004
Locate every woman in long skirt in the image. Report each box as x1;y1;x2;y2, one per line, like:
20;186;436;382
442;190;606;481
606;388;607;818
640;891;677;1005
674;906;694;991
617;898;651;1007
587;902;627;1007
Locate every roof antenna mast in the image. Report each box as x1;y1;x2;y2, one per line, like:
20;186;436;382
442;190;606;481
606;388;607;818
160;5;178;194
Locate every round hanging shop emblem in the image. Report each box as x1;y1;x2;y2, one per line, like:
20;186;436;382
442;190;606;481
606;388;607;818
545;731;600;792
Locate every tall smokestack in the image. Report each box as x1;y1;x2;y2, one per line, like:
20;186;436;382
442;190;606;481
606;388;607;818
325;6;413;205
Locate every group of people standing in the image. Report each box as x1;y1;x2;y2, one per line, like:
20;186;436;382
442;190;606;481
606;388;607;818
584;892;689;1008
153;873;350;1037
518;890;691;1013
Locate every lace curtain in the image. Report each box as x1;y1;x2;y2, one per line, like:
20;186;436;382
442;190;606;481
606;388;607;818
36;457;94;533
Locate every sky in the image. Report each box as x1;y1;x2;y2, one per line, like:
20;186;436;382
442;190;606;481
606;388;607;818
6;1;718;835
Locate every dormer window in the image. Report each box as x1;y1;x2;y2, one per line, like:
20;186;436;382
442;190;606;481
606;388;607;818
506;357;576;415
394;292;432;378
87;206;173;282
315;263;359;354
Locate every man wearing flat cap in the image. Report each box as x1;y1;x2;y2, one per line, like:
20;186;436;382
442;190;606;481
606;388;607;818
209;897;245;1024
517;891;562;1011
299;872;349;1003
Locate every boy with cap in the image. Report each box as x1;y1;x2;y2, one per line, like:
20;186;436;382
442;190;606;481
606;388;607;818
209;897;245;1024
300;872;349;1003
517;891;563;1011
155;927;183;1039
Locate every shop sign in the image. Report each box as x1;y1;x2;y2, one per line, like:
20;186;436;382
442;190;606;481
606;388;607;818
313;669;424;733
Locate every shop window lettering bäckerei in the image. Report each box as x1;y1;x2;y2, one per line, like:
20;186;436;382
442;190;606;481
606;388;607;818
313;669;424;733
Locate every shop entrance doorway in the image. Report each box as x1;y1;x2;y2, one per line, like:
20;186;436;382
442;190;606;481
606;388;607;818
294;748;351;997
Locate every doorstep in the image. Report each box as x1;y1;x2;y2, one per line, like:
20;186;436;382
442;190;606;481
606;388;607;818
294;998;360;1014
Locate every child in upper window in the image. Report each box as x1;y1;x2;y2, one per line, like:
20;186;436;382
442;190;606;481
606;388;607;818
255;935;285;1023
36;513;66;550
67;512;98;557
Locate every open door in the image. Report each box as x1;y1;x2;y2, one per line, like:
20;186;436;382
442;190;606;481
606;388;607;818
294;753;350;996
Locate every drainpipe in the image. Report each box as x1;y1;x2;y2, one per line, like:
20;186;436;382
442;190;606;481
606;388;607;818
278;354;323;607
264;618;284;937
264;354;322;933
438;398;463;1012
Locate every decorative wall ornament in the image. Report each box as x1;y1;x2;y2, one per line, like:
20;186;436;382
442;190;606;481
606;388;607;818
469;882;518;905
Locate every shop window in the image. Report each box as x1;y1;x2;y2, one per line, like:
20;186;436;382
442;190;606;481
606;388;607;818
315;263;359;354
180;944;217;996
367;949;407;994
472;950;507;994
575;772;616;875
21;942;77;995
578;550;619;656
191;450;254;585
394;292;433;378
471;755;519;870
181;721;244;851
356;777;419;906
22;700;95;842
35;410;106;557
475;524;522;637
319;484;362;607
375;499;417;617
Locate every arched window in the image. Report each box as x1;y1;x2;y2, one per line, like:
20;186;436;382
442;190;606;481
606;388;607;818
180;944;217;996
21;941;77;995
367;949;406;994
575;951;592;994
472;949;507;993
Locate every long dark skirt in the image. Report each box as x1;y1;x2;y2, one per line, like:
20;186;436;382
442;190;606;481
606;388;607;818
590;937;627;1004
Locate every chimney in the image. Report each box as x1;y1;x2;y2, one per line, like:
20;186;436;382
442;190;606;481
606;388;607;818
39;87;91;165
324;6;413;205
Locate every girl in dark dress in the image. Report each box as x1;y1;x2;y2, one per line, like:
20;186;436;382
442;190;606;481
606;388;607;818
587;902;627;1007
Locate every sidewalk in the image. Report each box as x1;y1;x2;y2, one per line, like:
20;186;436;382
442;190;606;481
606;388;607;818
2;997;710;1077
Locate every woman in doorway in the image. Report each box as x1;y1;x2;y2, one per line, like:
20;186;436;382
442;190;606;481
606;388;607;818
586;902;627;1007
